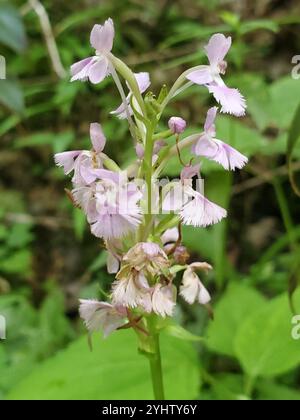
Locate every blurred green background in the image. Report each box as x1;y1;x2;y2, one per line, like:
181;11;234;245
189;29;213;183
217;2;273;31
1;0;300;400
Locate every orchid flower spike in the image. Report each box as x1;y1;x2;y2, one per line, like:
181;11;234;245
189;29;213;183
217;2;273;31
192;107;248;170
180;263;212;305
111;72;150;119
186;34;246;116
54;123;106;186
71;18;115;84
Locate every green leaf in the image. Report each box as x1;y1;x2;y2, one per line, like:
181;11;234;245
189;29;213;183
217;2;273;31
234;290;300;378
7;331;200;400
0;80;24;113
0;4;26;52
257;380;300;400
206;283;266;357
0;249;32;275
268;77;300;129
239;19;279;35
287;103;300;197
164;324;203;342
210;374;248;401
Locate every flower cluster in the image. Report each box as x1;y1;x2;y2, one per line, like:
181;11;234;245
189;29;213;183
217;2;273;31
55;19;248;340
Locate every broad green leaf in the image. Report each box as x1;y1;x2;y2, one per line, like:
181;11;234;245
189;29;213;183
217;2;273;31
234;290;300;378
206;283;266;357
257;380;300;400
0;80;24;113
268;77;300;129
0;4;26;52
7;331;200;400
210;374;248;401
215;116;268;157
164;324;203;342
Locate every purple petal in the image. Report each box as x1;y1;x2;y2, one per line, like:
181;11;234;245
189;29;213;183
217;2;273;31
90;123;106;153
54;151;81;174
134;72;151;93
70;57;94;82
204;106;218;134
208;84;246;117
88;58;109;84
90;18;115;53
186;66;213;85
212;140;248;170
192;134;218;157
180;193;227;227
110;100;132;120
205;34;232;66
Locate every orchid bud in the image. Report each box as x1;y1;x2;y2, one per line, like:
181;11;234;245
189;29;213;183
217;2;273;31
168;117;187;134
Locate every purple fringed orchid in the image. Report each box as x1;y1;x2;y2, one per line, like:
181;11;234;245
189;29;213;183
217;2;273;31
71;19;115;84
54;123;106;186
192;107;248;170
186;34;246;116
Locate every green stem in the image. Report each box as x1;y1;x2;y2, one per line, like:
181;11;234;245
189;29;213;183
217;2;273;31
147;317;165;400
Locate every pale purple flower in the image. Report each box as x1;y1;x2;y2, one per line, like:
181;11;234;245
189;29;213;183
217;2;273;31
71;19;115;84
54;123;106;186
186;34;246;116
73;171;142;240
112;269;152;312
192;107;248;170
111;72;150;119
180;186;227;228
79;299;126;337
168;117;187;134
152;283;176;317
180;266;211;305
